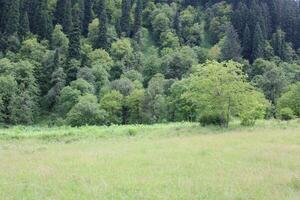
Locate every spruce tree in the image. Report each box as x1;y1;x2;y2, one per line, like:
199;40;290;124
271;29;286;60
173;11;181;39
19;10;30;40
242;24;252;60
55;0;72;34
120;0;132;37
132;0;143;40
68;4;81;59
96;0;108;49
3;0;20;35
54;0;65;25
220;24;241;61
64;0;73;34
252;23;264;62
82;0;93;36
35;0;53;40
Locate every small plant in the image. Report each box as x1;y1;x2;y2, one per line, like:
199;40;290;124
128;128;137;137
277;108;295;121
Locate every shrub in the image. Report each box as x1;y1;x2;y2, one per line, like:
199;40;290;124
198;113;227;127
66;95;107;127
277;107;295;121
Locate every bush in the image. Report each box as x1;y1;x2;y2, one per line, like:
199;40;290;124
277;107;295;121
198;113;228;127
66;95;107;127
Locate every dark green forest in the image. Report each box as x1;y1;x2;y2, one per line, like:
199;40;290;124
0;0;300;126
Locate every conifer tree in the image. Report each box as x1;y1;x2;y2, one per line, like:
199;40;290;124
221;24;241;61
19;10;30;40
173;10;181;39
82;0;93;36
132;0;143;40
35;0;53;40
3;0;20;35
96;0;108;49
252;23;265;61
120;0;132;37
55;0;73;34
242;24;252;60
271;29;286;60
68;4;81;59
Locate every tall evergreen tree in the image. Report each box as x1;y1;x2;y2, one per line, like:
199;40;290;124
68;4;82;59
3;0;20;35
54;0;65;25
132;0;143;40
55;0;73;34
96;0;108;49
271;29;286;60
82;0;93;36
173;10;181;39
35;0;53;40
120;0;132;37
220;24;241;61
19;9;30;40
252;23;265;61
242;24;252;59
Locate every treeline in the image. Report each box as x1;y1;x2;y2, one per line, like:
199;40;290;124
0;0;300;127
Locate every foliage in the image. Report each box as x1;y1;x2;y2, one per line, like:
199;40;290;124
67;94;107;126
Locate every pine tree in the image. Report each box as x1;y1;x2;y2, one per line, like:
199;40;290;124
35;0;53;40
220;24;241;61
82;0;93;36
242;24;252;60
64;0;73;34
271;28;286;60
252;23;265;62
54;0;65;25
55;0;72;34
173;10;181;39
120;0;132;37
3;0;20;35
19;10;30;40
96;0;108;49
68;4;81;59
132;0;143;40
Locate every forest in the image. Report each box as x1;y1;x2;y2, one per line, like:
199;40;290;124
1;0;300;127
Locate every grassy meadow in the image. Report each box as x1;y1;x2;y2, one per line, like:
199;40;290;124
0;121;300;200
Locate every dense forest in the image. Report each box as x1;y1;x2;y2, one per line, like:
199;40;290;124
0;0;300;127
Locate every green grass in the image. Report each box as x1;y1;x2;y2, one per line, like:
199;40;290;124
0;121;300;199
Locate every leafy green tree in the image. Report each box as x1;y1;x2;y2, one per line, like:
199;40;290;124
51;25;69;56
251;59;288;104
162;46;197;79
277;82;300;117
67;94;107;126
142;74;167;123
100;90;123;124
70;78;95;95
178;61;268;127
56;86;81;117
0;75;17;123
126;88;145;124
